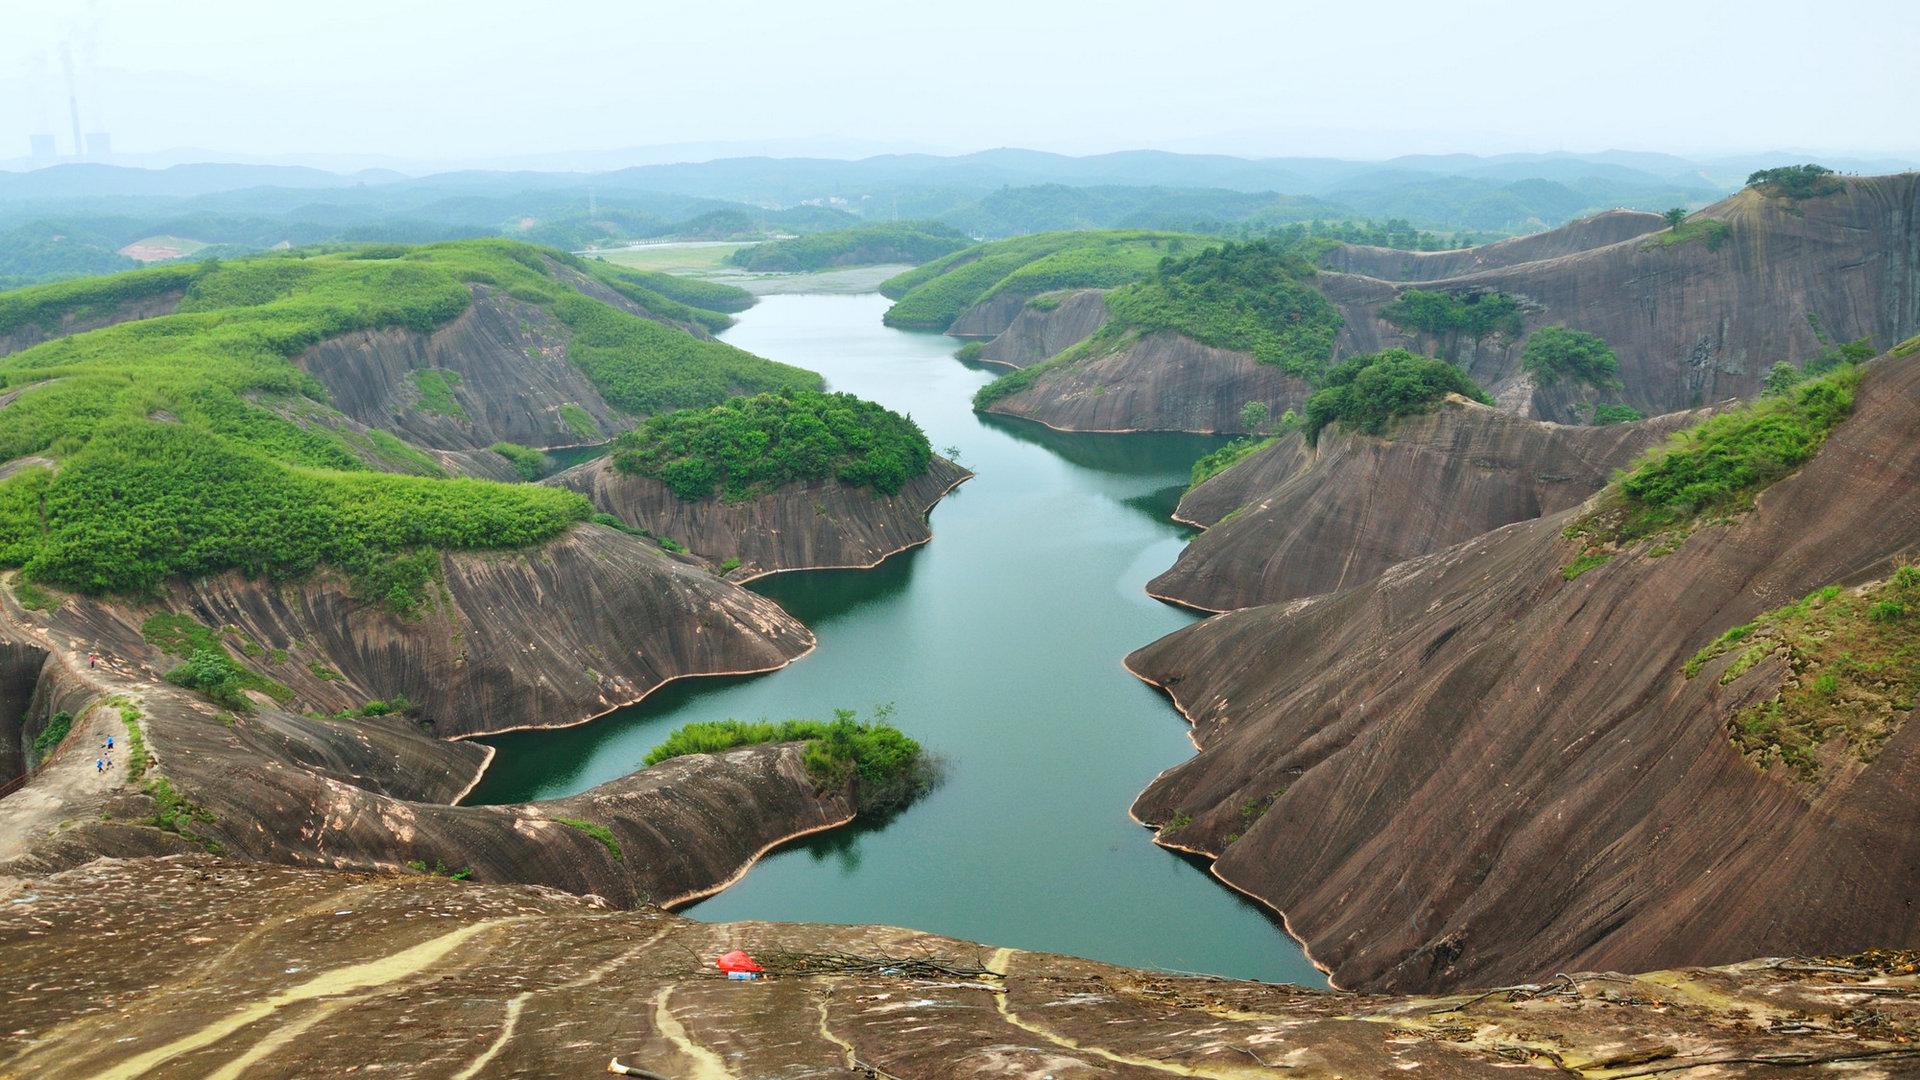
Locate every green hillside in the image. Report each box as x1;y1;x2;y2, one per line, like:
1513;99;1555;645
879;230;1207;331
0;239;816;608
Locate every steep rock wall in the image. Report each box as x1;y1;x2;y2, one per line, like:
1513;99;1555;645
1152;401;1712;611
946;289;1032;338
1319;209;1667;281
295;285;626;452
977;288;1110;369
985;331;1312;434
1127;356;1920;992
554;455;970;576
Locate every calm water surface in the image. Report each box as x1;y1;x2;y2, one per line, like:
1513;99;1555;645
474;292;1318;984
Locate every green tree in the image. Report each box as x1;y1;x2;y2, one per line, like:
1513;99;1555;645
1663;208;1689;229
1521;326;1620;388
1301;349;1491;445
1239;401;1272;433
1762;361;1804;396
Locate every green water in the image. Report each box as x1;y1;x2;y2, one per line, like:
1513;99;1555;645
473;293;1319;984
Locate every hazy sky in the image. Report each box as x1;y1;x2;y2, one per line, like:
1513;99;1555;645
5;0;1916;168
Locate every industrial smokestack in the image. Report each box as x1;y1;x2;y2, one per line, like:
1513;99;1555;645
62;46;83;160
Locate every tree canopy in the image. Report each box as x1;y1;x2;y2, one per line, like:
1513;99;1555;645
1301;348;1491;444
1521;326;1620;388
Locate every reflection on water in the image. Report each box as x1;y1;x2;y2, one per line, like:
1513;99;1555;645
471;293;1320;985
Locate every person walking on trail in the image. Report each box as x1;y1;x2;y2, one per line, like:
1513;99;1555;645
87;653;96;669
95;758;104;773
105;735;113;751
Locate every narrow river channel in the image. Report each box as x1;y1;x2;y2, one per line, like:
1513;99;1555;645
473;292;1319;984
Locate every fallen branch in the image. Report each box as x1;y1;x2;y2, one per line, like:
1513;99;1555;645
606;1059;672;1079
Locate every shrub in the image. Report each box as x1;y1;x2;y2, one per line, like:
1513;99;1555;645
1189;437;1276;491
490;441;549;481
1592;403;1645;425
1522;326;1619;388
1762;361;1803;396
645;707;934;816
163;642;293;712
1379;289;1524;340
1564;364;1861;563
954;342;984;362
558;403;597;441
13;579;59;611
611;390;931;501
1301;349;1490;445
32;710;72;756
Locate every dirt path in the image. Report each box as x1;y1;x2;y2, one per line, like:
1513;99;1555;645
0;695;131;863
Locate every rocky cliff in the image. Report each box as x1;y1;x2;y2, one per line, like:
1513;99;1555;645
986;331;1313;434
975;288;1111;369
554;454;971;577
944;288;1034;338
1330;174;1920;421
7;857;1917;1079
960;177;1919;432
1128;355;1920;993
1152;401;1713;611
1319;209;1667;281
295;283;629;454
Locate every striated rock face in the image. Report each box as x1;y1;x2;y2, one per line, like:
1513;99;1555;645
987;331;1312;433
1329;175;1920;421
0;549;840;909
1319;209;1667;281
1127;356;1920;993
945;289;1032;338
0;288;185;358
8;858;1919;1080
1152;401;1713;611
296;284;626;452
976;288;1110;369
554;455;971;576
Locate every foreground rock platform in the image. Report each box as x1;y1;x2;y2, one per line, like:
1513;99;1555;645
4;857;1918;1079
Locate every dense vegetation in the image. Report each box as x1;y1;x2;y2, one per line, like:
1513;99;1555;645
1301;348;1491;444
144;613;293;712
645;707;934;815
31;710;72;757
880;231;1204;330
1685;566;1919;782
490;441;550;481
726;221;971;272
1592;403;1646;425
611;390;932;501
1379;289;1525;341
1521;326;1620;387
1564;364;1861;569
0;240;824;605
1747;164;1843;199
1188;436;1277;491
0;262;202;337
1101;240;1343;379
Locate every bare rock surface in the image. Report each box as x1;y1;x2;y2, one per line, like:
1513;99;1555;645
1153;401;1713;611
946;289;1032;338
977;288;1111;369
553;455;971;577
295;284;627;452
1127;356;1920;993
6;857;1919;1079
0;288;186;357
1320;209;1667;281
988;330;1312;434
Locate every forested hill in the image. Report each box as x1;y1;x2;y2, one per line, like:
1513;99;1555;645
0;239;815;610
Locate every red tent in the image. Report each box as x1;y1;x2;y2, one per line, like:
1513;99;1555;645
716;949;763;974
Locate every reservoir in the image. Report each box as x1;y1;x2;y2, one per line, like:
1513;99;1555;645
473;292;1318;984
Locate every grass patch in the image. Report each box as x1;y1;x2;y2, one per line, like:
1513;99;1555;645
410;368;466;417
1686;566;1920;781
13;578;59;611
146;613;294;711
1592;403;1645;425
645;706;933;816
556;817;621;859
307;660;342;681
1561;551;1613;581
1648;219;1731;251
1563;364;1860;570
112;697;149;780
1188;437;1276;491
558;403;597;441
490;441;549;481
